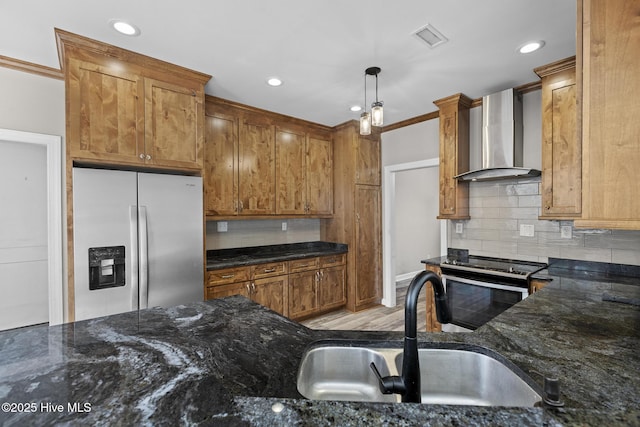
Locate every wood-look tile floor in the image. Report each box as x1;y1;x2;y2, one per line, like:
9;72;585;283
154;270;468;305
300;282;426;332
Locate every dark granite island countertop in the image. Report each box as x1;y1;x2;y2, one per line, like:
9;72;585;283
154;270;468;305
1;269;639;426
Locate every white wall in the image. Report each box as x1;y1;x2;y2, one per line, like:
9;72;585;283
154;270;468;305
0;67;67;318
382;120;442;280
0;68;65;136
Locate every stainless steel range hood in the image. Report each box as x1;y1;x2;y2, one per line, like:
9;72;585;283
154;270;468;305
455;88;540;182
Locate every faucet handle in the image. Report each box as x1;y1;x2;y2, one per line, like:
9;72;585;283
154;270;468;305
370;362;406;395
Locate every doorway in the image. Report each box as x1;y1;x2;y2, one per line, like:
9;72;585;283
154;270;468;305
0;129;63;329
382;158;446;307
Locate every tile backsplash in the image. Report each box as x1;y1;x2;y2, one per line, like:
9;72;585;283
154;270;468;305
448;177;640;265
206;219;321;250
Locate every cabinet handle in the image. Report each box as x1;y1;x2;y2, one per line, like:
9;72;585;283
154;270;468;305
245;283;251;293
297;264;310;268
239;200;244;212
263;268;276;273
220;274;235;279
251;283;256;292
139;153;145;159
146;154;152;160
545;206;551;210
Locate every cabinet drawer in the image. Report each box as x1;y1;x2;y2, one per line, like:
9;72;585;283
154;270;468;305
319;254;346;268
288;257;319;273
207;266;251;286
206;281;250;301
252;261;288;279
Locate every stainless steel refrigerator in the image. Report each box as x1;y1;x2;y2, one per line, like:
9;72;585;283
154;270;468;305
73;167;203;321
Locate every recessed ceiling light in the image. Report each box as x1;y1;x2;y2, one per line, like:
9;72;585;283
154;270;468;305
350;105;362;112
109;19;141;36
267;77;283;87
518;40;545;54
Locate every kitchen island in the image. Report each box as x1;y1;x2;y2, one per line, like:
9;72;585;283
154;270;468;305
0;266;638;426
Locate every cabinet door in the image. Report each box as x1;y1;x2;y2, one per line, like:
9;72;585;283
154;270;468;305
252;275;288;316
354;185;382;308
307;134;334;215
434;94;471;219
538;61;581;218
288;271;318;319
275;128;306;215
424;265;443;333
67;58;144;163
239;117;275;215
576;0;640;229
355;134;381;185
206;282;250;301
318;265;346;310
204;112;239;216
144;78;202;170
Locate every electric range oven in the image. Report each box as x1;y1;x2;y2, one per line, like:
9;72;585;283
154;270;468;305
439;256;547;332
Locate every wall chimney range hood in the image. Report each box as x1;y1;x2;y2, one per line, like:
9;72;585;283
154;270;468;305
455;88;540;182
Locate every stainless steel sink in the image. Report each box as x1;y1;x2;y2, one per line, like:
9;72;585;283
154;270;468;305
297;342;542;407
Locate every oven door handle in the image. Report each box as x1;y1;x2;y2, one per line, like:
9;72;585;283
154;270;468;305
442;275;529;296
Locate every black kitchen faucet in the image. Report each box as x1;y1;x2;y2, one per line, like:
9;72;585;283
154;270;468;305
370;270;451;403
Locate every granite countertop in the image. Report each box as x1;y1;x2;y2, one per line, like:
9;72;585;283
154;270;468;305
1;266;639;425
206;241;348;270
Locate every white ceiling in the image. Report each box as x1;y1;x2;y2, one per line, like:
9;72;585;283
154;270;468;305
1;0;576;127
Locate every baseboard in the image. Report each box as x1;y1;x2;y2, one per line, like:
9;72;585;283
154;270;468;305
395;270;423;286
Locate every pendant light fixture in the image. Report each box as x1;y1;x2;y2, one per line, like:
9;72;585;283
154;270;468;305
359;66;383;135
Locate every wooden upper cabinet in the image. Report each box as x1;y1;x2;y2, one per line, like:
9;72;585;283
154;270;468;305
355;134;381;185
239;115;276;215
57;29;210;172
204;96;333;218
575;0;640;229
306;133;333;215
204;112;238;216
434;93;471;220
67;59;145;163
535;57;581;219
275;128;334;216
276;127;307;215
144;78;202;170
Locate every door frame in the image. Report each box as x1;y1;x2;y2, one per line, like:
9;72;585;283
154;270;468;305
382;158;446;307
0;129;63;325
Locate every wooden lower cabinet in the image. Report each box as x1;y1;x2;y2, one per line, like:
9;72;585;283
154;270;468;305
288;270;319;319
424;264;443;333
205;263;288;316
207;281;250;300
251;275;288;316
318;265;346;311
529;279;551;294
207;254;346;321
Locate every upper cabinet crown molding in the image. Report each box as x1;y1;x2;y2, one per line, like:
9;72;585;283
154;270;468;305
55;28;211;85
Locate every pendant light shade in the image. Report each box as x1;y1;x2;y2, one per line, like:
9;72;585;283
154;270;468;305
360;111;372;135
371;101;384;127
360;66;384;135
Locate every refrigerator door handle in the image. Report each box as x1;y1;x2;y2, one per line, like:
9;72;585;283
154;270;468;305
129;205;140;311
138;205;149;309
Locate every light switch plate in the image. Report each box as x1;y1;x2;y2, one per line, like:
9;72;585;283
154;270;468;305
560;225;572;239
519;224;535;237
217;221;228;232
455;223;463;234
281;221;288;231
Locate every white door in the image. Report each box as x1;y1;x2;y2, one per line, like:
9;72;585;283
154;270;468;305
0;140;48;330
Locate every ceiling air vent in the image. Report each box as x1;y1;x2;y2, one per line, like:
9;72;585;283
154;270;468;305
414;23;448;48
